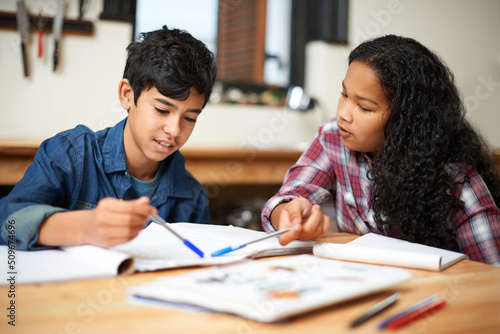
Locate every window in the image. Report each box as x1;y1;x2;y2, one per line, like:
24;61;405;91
134;0;290;86
135;0;218;54
133;0;347;88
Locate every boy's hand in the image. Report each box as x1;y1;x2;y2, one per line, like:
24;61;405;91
38;197;157;248
85;196;157;247
271;197;330;246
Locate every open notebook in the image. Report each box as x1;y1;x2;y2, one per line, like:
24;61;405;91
129;254;413;323
0;223;314;284
313;233;467;271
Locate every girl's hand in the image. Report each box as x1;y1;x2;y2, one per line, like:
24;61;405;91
270;197;331;246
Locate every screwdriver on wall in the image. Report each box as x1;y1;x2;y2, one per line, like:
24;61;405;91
53;0;64;72
37;12;45;59
15;0;30;77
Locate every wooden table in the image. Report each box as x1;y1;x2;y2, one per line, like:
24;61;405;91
1;233;499;334
0;140;302;186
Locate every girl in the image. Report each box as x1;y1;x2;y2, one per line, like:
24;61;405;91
262;35;500;265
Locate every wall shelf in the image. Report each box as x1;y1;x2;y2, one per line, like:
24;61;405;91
0;11;94;36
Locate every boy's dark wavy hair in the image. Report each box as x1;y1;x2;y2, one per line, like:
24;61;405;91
349;35;500;250
123;25;217;107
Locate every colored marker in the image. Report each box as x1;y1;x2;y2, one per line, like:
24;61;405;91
384;297;446;330
211;228;291;257
350;292;400;327
378;294;438;329
378;294;446;330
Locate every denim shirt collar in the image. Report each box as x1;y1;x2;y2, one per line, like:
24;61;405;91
101;118;193;202
157;152;193;200
102;118;128;174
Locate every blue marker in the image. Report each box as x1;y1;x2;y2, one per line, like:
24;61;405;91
149;214;204;258
211;228;291;257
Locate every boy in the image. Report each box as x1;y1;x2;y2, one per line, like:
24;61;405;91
0;26;217;250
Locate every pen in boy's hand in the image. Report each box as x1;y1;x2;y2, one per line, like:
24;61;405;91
211;228;291;257
149;214;204;258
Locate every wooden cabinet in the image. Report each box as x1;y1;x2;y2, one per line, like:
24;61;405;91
0;140;41;186
2;139;499;187
0;140;302;186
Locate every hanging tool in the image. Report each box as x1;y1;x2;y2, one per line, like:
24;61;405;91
53;0;64;72
15;0;30;77
37;12;46;59
79;0;89;20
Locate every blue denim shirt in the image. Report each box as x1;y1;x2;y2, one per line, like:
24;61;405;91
0;118;210;250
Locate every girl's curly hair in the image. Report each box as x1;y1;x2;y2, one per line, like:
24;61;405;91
349;35;500;250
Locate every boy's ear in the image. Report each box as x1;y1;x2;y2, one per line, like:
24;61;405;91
118;79;134;111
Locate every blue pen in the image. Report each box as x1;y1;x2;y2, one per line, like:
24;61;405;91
149;214;204;258
211;228;291;257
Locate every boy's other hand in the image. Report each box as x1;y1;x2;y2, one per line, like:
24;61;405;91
272;197;330;246
86;196;157;247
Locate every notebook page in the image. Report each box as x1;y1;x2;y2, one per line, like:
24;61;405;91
112;223;314;271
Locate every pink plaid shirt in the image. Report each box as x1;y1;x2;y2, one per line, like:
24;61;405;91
261;119;500;265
